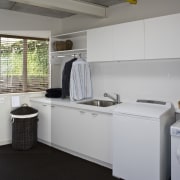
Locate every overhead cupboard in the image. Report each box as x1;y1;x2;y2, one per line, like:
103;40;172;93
87;25;113;62
112;20;144;61
87;20;145;62
144;13;180;59
87;13;180;62
50;13;180;62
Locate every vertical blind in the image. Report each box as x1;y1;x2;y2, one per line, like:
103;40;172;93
0;35;49;93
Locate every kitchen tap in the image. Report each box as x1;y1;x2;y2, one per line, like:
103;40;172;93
104;93;120;104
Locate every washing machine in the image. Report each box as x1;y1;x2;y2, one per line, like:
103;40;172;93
171;121;180;180
113;100;175;180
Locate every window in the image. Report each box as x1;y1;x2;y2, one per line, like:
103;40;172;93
0;35;49;93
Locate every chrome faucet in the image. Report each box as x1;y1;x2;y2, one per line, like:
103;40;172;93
104;93;120;104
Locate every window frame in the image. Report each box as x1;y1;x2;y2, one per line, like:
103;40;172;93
0;34;50;94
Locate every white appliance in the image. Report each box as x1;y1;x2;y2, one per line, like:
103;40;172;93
112;101;175;180
171;121;180;180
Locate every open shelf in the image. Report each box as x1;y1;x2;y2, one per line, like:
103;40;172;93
52;30;86;39
51;30;87;61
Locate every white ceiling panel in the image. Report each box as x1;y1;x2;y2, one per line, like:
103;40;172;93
12;3;74;18
0;0;133;18
77;0;125;7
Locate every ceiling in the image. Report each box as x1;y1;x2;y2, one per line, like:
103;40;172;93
78;0;125;7
0;0;136;18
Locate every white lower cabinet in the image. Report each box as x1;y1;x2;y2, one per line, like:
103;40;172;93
51;105;112;164
30;101;51;145
0;97;12;145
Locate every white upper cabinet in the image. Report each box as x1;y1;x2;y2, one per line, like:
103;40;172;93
87;20;144;62
145;13;180;59
87;13;180;62
87;26;113;62
113;20;145;61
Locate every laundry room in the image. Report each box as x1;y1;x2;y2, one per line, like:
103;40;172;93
0;0;180;180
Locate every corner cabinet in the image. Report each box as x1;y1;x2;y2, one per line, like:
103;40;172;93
30;101;51;145
51;105;112;164
0;97;12;145
145;13;180;59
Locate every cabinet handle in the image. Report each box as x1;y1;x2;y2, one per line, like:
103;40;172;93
42;104;47;107
51;105;55;108
79;111;85;114
92;113;98;117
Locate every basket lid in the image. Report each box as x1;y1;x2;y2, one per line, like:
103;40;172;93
11;104;38;116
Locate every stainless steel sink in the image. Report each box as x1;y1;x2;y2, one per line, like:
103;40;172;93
78;99;117;107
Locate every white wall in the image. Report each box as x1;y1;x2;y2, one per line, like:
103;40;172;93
0;9;64;145
90;59;180;108
0;8;65;88
62;0;180;33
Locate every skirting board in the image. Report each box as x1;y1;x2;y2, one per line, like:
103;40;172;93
51;143;112;169
37;138;52;147
0;140;12;146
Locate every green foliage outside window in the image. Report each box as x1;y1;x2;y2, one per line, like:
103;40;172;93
0;37;49;93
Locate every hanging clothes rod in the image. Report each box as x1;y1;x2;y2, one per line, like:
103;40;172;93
55;49;87;58
57;52;86;58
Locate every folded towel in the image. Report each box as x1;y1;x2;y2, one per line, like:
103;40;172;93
45;88;62;98
46;88;62;94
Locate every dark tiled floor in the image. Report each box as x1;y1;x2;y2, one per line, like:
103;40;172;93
0;143;118;180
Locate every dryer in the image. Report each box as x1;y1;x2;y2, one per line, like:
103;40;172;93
171;121;180;180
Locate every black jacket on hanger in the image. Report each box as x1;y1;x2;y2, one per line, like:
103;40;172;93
61;58;77;98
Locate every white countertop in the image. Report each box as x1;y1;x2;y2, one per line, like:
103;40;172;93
30;96;120;114
30;96;180;115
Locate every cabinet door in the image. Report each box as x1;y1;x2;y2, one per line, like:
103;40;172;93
82;111;112;164
51;106;83;151
51;106;112;164
87;26;113;62
113;20;145;61
0;97;11;145
31;101;51;144
145;13;180;59
113;114;159;180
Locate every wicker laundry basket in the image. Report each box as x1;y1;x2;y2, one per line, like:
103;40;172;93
11;104;38;150
53;41;66;51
